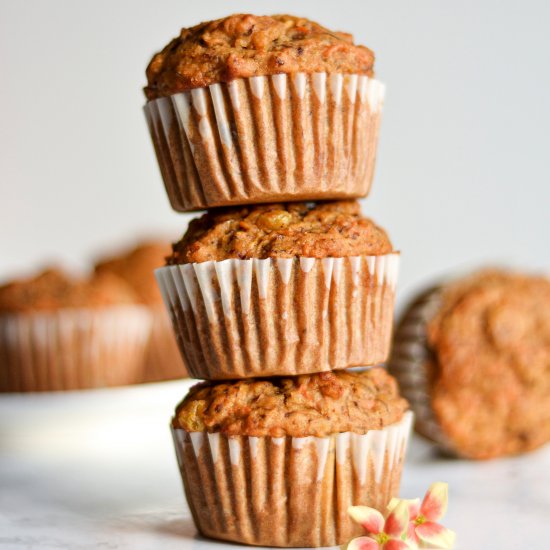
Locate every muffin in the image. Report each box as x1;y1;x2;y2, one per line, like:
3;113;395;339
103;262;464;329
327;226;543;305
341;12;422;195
155;200;400;379
171;368;413;547
144;13;385;211
0;268;151;392
95;241;187;382
389;269;550;459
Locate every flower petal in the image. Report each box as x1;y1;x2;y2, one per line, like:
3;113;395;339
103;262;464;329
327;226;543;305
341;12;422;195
416;522;456;549
345;536;381;550
388;497;421;520
421;482;448;522
407;522;420;546
384;500;410;538
383;540;410;550
348;506;385;535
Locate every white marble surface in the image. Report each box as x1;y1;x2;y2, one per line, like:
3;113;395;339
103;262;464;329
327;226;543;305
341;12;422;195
1;380;549;549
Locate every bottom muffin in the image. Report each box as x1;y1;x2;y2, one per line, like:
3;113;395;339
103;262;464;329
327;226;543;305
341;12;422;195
171;368;412;547
389;269;550;459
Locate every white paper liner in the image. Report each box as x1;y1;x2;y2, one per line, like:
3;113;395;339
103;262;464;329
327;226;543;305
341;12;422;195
172;411;413;547
144;73;385;211
0;306;152;392
388;288;455;450
156;254;399;379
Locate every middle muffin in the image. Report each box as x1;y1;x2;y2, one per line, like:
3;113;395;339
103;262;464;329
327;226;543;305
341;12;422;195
156;200;399;379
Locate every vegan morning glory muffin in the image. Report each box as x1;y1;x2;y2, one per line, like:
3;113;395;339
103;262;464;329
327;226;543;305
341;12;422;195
171;368;412;547
389;269;550;459
155;200;400;379
95;241;187;383
144;13;385;211
0;269;151;392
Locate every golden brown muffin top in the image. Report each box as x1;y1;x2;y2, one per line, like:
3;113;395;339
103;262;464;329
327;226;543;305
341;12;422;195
168;201;393;264
95;241;171;305
0;268;139;313
424;269;550;459
173;368;408;437
145;13;375;99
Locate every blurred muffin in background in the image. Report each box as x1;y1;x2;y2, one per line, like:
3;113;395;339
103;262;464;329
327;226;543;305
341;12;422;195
95;241;188;382
389;269;550;459
0;268;151;392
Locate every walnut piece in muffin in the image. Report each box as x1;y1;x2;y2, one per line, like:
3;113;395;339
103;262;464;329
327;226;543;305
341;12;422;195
168;200;393;264
145;13;375;99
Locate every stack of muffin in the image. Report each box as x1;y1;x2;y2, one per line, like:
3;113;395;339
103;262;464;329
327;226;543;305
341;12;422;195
143;14;413;548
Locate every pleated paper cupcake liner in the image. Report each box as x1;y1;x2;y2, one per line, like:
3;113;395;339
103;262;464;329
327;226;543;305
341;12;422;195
141;305;188;383
0;306;152;392
172;411;413;548
388;287;455;451
144;73;385;211
156;253;399;380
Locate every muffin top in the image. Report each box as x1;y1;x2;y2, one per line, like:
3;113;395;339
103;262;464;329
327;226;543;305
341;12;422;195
145;13;375;100
168;201;393;264
95;241;170;305
423;269;550;459
173;368;408;437
0;268;138;313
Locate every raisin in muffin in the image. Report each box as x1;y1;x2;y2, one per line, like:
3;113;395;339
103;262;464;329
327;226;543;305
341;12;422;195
389;269;550;459
95;241;187;382
156;201;400;379
144;14;385;210
171;368;413;547
0;268;151;392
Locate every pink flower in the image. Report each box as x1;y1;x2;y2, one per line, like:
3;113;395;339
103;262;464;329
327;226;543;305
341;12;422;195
388;482;456;549
345;500;411;550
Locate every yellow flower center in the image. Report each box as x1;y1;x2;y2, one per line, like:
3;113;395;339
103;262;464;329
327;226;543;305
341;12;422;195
375;533;390;544
415;514;426;525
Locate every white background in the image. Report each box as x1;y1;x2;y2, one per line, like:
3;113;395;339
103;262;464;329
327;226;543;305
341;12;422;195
1;0;549;304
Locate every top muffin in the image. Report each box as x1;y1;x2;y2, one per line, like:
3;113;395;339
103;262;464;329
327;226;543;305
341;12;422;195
0;269;138;313
168;201;393;264
94;241;170;305
145;13;375;99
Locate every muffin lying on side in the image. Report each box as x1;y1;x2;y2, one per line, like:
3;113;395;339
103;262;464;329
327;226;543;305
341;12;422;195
0;269;151;392
389;269;550;459
171;367;412;548
156;200;400;379
144;13;385;210
95;241;187;383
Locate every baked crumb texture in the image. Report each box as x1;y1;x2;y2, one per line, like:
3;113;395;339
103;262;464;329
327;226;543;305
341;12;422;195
174;368;407;437
169;201;393;263
390;269;550;459
145;14;374;99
